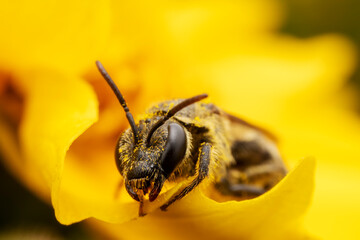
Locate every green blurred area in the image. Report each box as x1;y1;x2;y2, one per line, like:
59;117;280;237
281;0;360;88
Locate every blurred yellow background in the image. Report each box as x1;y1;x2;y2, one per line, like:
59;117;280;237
0;0;359;239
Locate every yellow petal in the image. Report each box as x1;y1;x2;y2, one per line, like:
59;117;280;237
89;157;316;239
18;70;98;217
0;109;49;200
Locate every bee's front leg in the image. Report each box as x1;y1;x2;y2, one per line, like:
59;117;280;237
214;178;266;197
160;142;211;211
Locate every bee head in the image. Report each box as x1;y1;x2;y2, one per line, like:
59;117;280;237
120;122;187;202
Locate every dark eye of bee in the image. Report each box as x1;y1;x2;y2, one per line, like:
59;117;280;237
159;123;187;178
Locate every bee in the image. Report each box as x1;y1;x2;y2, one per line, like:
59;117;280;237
96;61;287;216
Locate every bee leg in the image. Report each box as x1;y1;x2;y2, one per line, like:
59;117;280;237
215;162;286;197
214;177;266;197
160;142;211;211
138;191;146;217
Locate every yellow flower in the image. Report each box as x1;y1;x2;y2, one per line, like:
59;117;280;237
0;0;358;239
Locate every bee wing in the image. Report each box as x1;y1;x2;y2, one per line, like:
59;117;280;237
172;102;277;143
221;110;278;143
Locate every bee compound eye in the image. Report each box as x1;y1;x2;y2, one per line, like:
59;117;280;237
159;123;187;178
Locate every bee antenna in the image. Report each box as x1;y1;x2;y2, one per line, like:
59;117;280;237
96;61;138;142
146;94;208;145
